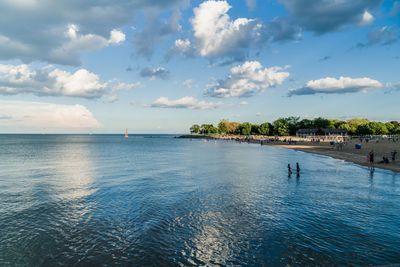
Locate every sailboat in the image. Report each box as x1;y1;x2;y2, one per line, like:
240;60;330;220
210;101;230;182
125;128;129;138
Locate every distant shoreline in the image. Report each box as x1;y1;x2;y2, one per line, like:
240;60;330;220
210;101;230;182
180;134;400;173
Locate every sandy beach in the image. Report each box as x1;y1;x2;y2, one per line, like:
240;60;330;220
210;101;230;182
212;135;400;173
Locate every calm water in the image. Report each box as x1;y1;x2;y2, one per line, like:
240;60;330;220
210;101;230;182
0;135;399;266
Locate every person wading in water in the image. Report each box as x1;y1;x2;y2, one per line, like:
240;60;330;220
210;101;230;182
369;150;374;164
296;162;300;178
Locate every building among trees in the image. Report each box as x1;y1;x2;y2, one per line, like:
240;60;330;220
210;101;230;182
296;128;347;138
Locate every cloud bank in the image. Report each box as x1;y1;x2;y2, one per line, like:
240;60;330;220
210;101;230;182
151;96;223;109
0;0;185;65
279;0;380;34
0;100;101;129
205;61;290;98
289;76;382;96
0;64;138;99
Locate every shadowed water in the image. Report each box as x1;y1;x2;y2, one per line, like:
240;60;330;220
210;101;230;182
0;134;399;266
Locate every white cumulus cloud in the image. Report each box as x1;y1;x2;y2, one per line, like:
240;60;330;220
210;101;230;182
0;100;101;129
289;76;383;96
0;64;139;99
190;0;267;59
151;96;223;109
205;61;290;98
183;79;193;88
50;25;125;65
167;39;197;59
0;64;107;98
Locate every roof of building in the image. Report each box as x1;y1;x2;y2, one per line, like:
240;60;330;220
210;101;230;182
296;128;347;134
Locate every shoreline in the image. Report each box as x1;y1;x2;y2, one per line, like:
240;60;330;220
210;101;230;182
268;143;400;173
185;134;400;173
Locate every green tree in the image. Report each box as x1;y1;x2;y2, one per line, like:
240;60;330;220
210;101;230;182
190;124;200;134
209;125;218;134
273;119;290;136
385;122;395;135
369;122;388;135
251;124;260;135
298;119;313;129
394;125;400;134
334;120;347;129
200;124;218;134
344;118;370;135
259;122;271;135
218;120;228;134
227;121;240;134
329;119;346;129
239;122;252;135
356;124;373;135
284;116;300;135
312;117;331;128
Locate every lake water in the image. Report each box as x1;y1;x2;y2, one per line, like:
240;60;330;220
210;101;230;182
0;134;399;266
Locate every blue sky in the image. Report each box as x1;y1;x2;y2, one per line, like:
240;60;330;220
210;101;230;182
0;0;399;133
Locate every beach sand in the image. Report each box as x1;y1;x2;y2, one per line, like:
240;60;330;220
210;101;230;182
213;135;400;173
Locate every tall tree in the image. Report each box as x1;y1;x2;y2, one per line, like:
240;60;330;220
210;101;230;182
259;122;271;135
226;121;239;134
343;118;370;135
239;122;252;135
312;117;331;128
298;119;313;129
200;124;218;134
218;120;228;134
251;124;260;135
369;122;388;135
385;122;395;135
273;119;290;136
285;116;300;135
190;124;200;134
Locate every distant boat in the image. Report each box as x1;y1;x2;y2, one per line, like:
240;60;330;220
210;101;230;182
125;128;129;138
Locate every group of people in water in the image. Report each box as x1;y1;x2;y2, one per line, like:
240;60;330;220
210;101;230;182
288;162;300;178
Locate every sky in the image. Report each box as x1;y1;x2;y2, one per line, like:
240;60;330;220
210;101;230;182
0;0;399;134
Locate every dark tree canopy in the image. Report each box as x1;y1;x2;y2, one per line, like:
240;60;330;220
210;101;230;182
190;117;399;136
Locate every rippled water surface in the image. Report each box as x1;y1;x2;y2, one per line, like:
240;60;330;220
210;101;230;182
0;134;399;266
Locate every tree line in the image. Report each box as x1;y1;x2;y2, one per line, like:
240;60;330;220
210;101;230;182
189;117;400;136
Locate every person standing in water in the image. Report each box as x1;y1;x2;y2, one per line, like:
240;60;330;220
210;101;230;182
296;162;300;177
369;150;374;164
288;164;292;177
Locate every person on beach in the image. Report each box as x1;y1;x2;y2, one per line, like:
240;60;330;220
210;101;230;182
296;162;300;177
288;164;292;177
392;150;397;161
369;150;374;164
